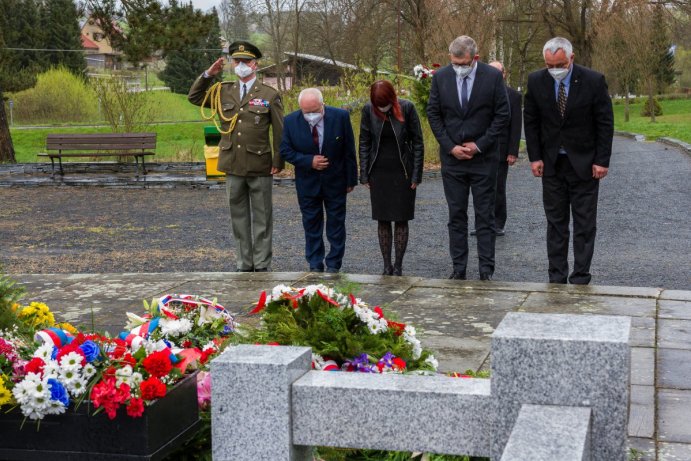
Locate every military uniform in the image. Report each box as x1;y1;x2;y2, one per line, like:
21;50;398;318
187;77;284;175
187;41;284;272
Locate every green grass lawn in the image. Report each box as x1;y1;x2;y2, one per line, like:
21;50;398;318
613;98;691;143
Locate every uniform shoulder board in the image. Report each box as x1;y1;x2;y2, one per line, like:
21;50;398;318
220;80;237;87
261;81;279;92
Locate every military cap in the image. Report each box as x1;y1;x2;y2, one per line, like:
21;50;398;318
228;41;262;60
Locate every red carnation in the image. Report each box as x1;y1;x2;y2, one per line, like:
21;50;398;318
387;320;406;336
392;357;407;370
182;340;193;348
121;353;137;368
142;350;173;378
140;377;167;400
199;348;216;365
373;306;384;319
110;339;127;359
126;397;145;417
432;63;441;68
24;357;46;376
104;366;117;378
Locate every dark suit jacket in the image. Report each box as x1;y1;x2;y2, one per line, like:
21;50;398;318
280;106;357;197
426;62;510;169
523;64;614;181
499;85;522;160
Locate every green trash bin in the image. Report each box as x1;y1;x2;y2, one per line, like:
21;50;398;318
203;126;224;178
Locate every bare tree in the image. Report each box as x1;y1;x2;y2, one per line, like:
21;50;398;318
219;0;250;41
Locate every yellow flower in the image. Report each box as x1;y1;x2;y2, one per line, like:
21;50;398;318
20;306;35;317
58;322;78;334
0;384;12;407
11;302;20;312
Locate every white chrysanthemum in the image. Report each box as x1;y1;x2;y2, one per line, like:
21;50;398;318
130;372;144;387
59;367;81;386
33;344;54;361
82;363;97;379
42;360;60;380
13;375;52;420
44;399;67;416
160;318;193;337
66;376;88;396
425;355;439;370
311;353;325;370
59;352;84;371
271;284;293;297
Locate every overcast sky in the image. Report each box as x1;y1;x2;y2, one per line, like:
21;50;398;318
190;0;220;13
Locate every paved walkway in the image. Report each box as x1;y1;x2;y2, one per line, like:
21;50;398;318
14;271;691;461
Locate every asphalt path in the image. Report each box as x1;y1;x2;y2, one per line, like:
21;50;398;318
1;136;689;289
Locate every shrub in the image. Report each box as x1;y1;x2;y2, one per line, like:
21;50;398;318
7;67;99;124
641;97;663;117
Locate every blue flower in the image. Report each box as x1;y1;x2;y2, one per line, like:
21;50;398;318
47;378;70;407
79;341;101;363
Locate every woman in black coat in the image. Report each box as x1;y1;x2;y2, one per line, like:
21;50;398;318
359;80;424;276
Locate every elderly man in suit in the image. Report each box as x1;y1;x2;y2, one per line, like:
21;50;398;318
188;41;284;273
524;37;614;284
280;88;357;273
427;35;510;281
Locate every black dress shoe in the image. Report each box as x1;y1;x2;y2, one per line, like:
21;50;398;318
393;265;402;276
254;268;269;272
325;267;339;273
469;229;477;236
496;228;505;236
309;267;324;273
237;268;254;272
480;272;493;281
449;271;466;280
382;266;393;276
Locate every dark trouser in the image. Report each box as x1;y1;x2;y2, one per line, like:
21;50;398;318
495;160;509;230
542;156;599;285
442;163;498;276
297;191;347;271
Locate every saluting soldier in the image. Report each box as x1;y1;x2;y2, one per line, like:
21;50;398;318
188;41;284;272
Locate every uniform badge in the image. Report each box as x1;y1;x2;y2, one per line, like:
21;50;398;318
249;98;270;107
255;115;260;125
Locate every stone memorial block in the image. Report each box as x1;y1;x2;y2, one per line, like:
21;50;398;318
292;372;491;457
491;312;631;461
500;404;591;461
211;345;312;461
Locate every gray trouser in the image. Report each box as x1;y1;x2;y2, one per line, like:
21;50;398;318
226;174;273;270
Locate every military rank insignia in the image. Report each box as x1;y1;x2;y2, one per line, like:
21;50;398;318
249;98;270;107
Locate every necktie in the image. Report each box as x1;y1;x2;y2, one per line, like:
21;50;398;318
312;125;320;154
241;83;247;101
461;76;469;109
558;81;567;118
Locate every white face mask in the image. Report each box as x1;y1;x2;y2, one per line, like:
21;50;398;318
234;62;254;79
377;104;392;113
548;67;569;82
303;112;323;126
453;63;473;78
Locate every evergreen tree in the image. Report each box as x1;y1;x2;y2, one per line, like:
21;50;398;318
651;4;675;93
43;0;86;76
159;4;221;94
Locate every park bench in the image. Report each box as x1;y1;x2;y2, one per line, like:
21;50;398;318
38;132;156;177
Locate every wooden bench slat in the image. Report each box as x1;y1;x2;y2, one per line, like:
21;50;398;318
39;152;155;157
46;133;156;139
46;143;157;150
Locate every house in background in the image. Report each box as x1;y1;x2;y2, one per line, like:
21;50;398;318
259;52;364;89
80;18;122;69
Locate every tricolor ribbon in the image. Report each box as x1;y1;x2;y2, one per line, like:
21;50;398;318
35;328;74;348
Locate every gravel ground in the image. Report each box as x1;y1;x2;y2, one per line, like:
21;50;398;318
1;137;689;289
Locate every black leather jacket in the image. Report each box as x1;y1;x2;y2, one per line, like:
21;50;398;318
358;99;425;185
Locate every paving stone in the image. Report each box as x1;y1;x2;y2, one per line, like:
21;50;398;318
658;319;691;350
420;334;490;373
658;389;691;443
631;348;655;386
627;437;656;461
660;300;691;320
518;292;656;317
414;279;555;293
658;348;691;389
659;442;691;460
628;385;655;438
630;317;656;348
660;290;691;301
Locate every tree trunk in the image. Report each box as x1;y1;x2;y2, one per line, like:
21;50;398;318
0;92;17;163
624;82;630;123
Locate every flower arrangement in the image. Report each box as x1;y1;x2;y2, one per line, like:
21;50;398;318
411;63;441;116
1;293;236;424
239;284;438;374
